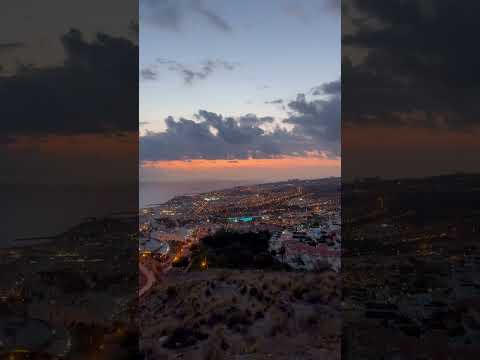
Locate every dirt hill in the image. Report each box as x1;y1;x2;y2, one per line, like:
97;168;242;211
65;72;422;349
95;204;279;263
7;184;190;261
139;269;340;359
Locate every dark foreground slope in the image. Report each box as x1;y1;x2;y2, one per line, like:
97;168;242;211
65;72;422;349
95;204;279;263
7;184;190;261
139;269;340;360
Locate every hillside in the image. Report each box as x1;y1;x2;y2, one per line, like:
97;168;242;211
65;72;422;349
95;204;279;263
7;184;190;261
139;269;341;360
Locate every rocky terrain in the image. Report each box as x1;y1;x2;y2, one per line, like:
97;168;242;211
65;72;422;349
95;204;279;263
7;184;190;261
139;269;341;359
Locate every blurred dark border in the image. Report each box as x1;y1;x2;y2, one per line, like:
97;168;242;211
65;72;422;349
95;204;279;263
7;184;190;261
342;1;480;358
0;1;139;358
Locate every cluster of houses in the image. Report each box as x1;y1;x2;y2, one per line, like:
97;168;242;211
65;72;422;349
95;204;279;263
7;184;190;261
269;215;341;272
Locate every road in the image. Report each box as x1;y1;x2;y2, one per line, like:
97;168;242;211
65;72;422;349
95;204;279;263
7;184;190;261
139;262;155;297
138;237;196;297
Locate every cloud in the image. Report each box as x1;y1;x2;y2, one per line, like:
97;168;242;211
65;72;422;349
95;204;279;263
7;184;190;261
191;0;232;32
312;79;340;96
157;58;236;85
140;0;232;33
140;81;340;161
265;99;284;104
140;67;157;80
343;0;480;131
237;114;274;128
140;111;317;161
284;89;341;152
0;29;138;137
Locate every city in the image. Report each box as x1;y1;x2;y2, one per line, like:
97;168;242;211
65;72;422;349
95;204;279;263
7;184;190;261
138;178;341;359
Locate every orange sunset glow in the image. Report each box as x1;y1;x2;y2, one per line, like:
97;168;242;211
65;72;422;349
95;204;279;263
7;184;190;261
141;155;341;182
142;156;340;171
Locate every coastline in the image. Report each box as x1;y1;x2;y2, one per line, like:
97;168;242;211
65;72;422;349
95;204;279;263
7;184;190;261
139;180;256;209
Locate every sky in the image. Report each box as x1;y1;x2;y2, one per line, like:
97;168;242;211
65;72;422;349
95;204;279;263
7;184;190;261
139;0;341;183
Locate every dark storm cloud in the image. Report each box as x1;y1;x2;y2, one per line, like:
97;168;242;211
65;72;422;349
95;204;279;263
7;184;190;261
343;0;480;131
0;29;138;136
141;0;232;33
157;58;236;85
140;81;340;161
284;90;340;152
140;110;321;161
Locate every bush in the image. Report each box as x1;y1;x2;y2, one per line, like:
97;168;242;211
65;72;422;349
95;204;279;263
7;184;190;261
163;327;208;349
196;229;276;270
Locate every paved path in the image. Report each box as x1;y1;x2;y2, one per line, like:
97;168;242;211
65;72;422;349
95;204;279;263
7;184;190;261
139;262;155;297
